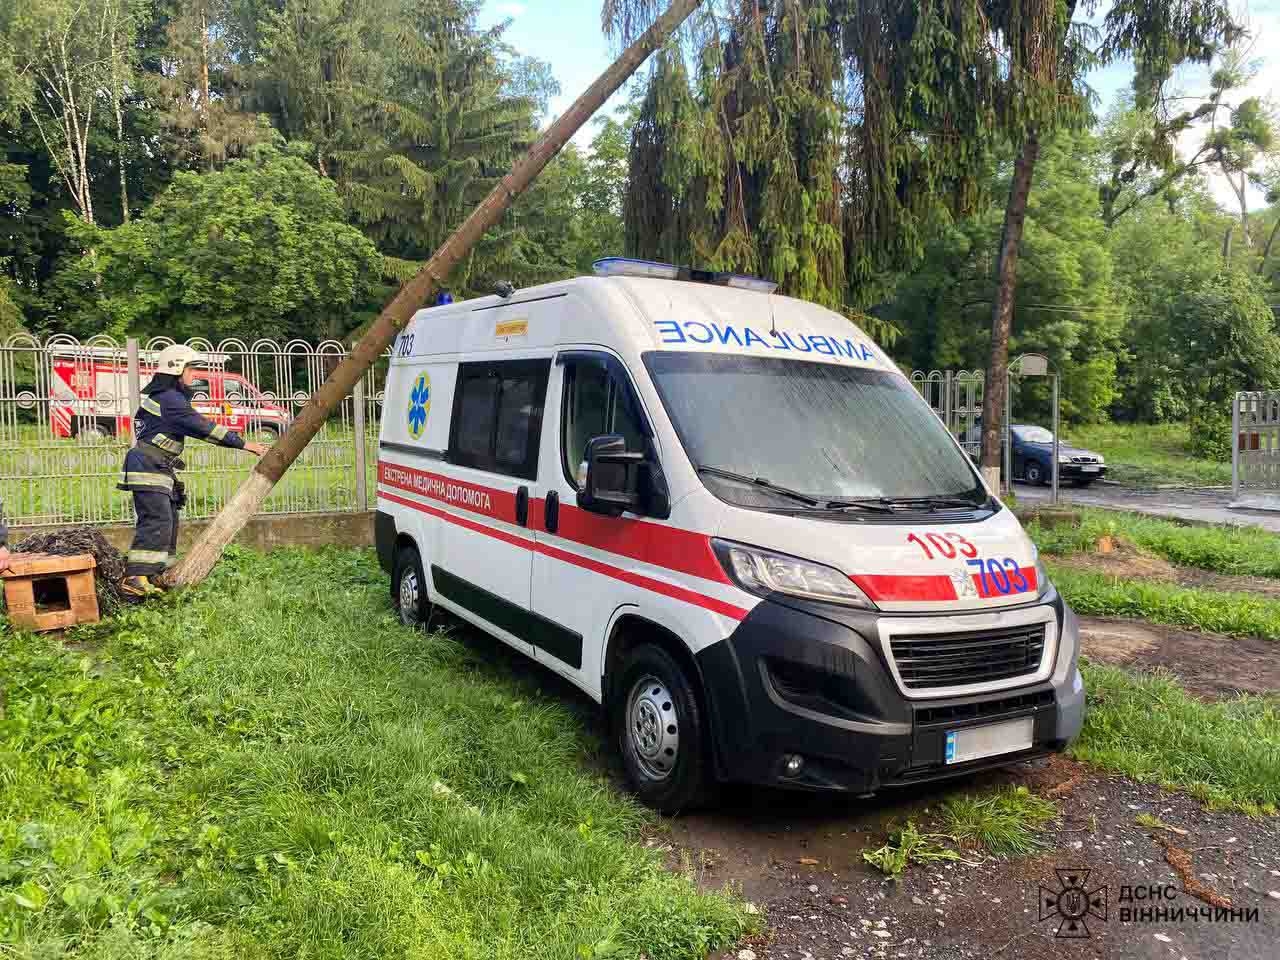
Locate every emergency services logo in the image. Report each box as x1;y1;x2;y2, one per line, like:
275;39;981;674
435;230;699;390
1039;868;1108;938
950;568;978;598
407;372;431;440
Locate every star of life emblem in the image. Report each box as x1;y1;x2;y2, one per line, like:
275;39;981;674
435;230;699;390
951;568;978;598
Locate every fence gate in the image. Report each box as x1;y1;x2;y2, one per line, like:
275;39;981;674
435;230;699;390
910;370;1009;482
1233;390;1280;509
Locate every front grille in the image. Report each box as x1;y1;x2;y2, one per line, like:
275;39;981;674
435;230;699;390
1070;456;1099;463
889;624;1046;691
916;689;1054;725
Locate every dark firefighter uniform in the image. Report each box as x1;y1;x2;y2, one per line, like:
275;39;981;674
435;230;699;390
120;386;245;576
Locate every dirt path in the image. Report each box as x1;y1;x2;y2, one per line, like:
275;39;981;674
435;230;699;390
688;757;1280;960
1078;617;1280;700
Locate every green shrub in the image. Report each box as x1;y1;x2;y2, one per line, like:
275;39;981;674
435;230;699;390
1188;410;1233;463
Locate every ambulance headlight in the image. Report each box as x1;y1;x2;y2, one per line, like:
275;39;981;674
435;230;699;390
712;540;875;608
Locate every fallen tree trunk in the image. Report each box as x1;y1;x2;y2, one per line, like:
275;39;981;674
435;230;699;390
170;0;702;587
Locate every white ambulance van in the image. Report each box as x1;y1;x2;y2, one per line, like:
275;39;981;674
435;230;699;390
375;258;1084;812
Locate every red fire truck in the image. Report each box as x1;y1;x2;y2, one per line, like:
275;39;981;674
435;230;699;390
49;348;292;439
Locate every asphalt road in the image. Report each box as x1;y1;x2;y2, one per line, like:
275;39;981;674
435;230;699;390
1011;482;1280;533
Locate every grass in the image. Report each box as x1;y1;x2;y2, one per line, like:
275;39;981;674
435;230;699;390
862;786;1057;876
941;786;1058;855
1072;662;1280;816
1028;508;1280;579
1064;422;1230;488
1047;564;1280;639
0;547;751;958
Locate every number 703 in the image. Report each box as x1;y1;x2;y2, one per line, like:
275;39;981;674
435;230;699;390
967;557;1031;596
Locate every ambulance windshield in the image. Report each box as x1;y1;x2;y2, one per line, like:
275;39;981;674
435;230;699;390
646;352;987;509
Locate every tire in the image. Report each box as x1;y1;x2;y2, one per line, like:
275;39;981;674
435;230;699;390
75;419;115;441
246;421;281;443
393;544;430;628
1024;460;1046;485
614;643;714;814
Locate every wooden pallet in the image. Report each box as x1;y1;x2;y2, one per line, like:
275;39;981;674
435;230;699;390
1;552;100;632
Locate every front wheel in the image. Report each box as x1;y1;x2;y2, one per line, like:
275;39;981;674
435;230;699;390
393;545;430;628
614;643;714;813
1024;461;1046;486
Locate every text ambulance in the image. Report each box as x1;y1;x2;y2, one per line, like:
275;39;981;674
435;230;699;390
375;259;1084;812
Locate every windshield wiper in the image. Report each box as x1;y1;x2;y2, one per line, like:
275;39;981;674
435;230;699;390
694;465;822;507
874;495;984;511
821;497;898;514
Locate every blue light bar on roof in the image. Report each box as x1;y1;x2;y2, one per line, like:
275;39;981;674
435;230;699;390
593;257;680;280
592;257;778;294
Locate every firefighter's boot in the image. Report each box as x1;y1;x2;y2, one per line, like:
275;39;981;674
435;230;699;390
121;575;164;599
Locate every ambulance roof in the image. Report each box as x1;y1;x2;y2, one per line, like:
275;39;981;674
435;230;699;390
400;264;890;371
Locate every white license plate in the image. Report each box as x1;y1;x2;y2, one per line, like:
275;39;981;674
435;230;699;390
1081;465;1101;473
945;717;1034;764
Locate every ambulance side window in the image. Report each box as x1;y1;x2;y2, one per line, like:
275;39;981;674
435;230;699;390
560;356;646;491
449;359;551;480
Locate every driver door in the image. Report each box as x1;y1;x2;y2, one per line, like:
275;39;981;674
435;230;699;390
530;351;649;694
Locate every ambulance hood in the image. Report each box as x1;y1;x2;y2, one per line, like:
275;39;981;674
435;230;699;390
711;501;1041;614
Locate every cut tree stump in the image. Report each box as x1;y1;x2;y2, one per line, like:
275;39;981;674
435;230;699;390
1;552;100;632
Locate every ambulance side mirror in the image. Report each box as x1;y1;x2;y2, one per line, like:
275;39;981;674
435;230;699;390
581;434;644;516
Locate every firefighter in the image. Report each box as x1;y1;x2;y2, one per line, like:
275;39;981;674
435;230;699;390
120;345;268;597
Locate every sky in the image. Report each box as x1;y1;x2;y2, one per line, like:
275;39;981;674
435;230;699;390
479;0;1280;210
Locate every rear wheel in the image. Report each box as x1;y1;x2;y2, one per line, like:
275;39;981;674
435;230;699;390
393;545;430;628
245;421;281;444
75;418;116;441
614;643;714;813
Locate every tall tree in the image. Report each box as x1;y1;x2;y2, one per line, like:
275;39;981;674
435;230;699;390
0;0;144;225
976;0;1236;489
153;0;264;170
890;132;1124;424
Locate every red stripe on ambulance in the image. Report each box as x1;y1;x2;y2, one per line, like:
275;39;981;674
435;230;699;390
377;459;731;585
853;574;957;602
378;487;746;621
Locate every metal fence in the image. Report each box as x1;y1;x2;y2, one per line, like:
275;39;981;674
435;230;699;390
1233;390;1280;505
1;333;386;528
910;369;990;461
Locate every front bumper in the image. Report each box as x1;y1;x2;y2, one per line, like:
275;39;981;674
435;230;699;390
694;590;1085;793
1058;463;1107;482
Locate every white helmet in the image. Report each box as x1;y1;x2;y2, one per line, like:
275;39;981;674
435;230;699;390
155;344;200;375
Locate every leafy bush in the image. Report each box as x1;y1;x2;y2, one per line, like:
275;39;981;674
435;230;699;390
1188;410;1233;463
